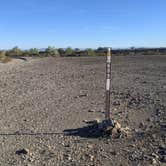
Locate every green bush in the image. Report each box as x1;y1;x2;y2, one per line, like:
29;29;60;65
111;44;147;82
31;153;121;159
0;51;11;63
27;48;39;56
85;48;95;56
65;47;73;56
22;51;30;57
6;46;23;57
0;51;6;60
45;46;60;56
58;48;65;56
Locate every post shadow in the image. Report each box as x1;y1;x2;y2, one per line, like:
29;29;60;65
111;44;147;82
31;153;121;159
63;123;105;138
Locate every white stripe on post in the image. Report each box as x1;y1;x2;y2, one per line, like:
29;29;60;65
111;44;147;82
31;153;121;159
107;54;111;63
105;47;112;120
106;79;110;90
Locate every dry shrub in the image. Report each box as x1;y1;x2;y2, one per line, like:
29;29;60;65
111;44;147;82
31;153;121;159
0;51;11;63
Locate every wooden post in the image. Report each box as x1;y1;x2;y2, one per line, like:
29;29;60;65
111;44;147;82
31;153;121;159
105;48;112;120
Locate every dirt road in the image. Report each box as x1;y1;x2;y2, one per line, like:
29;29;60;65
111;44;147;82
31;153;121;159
0;55;165;165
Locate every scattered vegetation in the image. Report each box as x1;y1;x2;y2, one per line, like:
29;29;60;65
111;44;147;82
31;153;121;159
0;51;11;63
1;46;166;63
6;46;23;57
65;47;74;56
85;48;95;56
45;46;60;57
27;48;39;56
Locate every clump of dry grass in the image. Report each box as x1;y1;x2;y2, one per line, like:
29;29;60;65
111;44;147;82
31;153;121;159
0;51;11;63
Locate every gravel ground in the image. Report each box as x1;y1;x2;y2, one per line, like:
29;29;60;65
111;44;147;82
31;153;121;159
0;55;165;166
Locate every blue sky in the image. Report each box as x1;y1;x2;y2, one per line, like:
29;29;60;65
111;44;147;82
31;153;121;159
0;0;166;49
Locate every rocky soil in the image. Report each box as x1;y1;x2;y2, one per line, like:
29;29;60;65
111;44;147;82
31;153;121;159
0;55;165;166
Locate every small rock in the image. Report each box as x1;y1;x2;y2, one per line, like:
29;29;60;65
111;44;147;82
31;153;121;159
114;121;121;130
111;127;120;138
94;119;101;123
88;109;95;113
152;153;159;159
83;120;88;123
64;144;70;148
120;127;130;137
64;154;72;161
84;119;101;125
113;101;120;106
45;108;49;111
26;164;32;166
110;151;117;155
47;145;52;150
16;148;30;155
139;122;144;128
68;156;72;161
151;158;157;165
142;81;147;84
159;144;165;150
89;154;94;161
152;134;157;139
79;94;88;97
87;144;94;150
156;109;162;116
134;129;139;132
147;118;152;122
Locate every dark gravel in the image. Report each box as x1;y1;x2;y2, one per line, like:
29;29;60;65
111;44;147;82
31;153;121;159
0;55;166;165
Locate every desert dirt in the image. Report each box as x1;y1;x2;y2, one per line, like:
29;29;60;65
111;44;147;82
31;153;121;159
0;55;165;166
